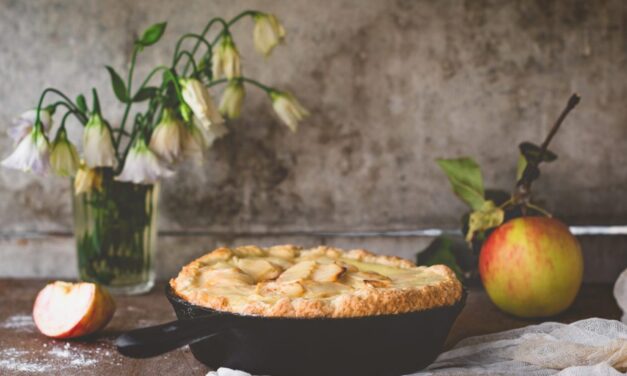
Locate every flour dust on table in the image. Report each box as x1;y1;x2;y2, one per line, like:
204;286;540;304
0;342;104;374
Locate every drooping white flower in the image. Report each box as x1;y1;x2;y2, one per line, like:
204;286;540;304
74;162;102;195
149;108;185;163
180;115;228;163
253;13;286;56
199;116;228;145
270;91;309;132
180;78;225;130
82;114;116;168
1;126;50;175
50;129;79;177
219;80;246;119
212;35;241;80
180;118;222;163
116;138;173;184
8;109;53;144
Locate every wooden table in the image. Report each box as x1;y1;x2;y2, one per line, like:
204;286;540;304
0;280;621;375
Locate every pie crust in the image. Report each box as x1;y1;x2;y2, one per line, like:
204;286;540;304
170;245;463;318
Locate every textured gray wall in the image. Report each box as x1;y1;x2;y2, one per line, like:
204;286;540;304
0;1;626;238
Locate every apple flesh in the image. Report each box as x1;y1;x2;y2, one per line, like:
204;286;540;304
33;281;116;338
479;216;583;318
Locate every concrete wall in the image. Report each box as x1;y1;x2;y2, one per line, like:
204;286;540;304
0;0;625;278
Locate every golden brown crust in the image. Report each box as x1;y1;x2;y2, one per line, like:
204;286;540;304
170;245;463;318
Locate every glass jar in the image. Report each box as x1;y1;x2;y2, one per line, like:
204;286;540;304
72;170;159;295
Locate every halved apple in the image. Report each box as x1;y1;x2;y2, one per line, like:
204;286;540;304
33;281;116;339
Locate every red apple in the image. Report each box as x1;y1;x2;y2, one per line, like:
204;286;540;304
479;216;583;318
33;281;116;338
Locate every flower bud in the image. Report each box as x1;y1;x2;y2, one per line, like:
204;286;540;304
212;35;241;80
270;91;309;132
74;162;102;195
253;13;286;56
180;78;225;130
180;121;209;164
50;129;79;177
8;109;53;144
115;138;173;184
82;114;116;168
1;125;50;175
149;108;184;163
218;81;246;119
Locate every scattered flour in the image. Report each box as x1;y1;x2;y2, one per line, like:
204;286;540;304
0;348;53;373
0;342;101;373
48;343;98;367
0;314;35;332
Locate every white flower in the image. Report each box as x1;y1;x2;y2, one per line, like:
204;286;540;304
219;81;246;119
200;116;228;145
116;138;173;184
180;124;206;163
149;108;184;163
270;91;309;132
82;114;116;168
212;35;241;80
180;78;225;130
8;109;53;144
74;162;102;195
253;13;286;56
1;126;50;175
50;129;79;177
180;116;228;164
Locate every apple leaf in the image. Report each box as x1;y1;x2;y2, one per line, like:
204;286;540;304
437;157;486;211
519;142;558;164
516;154;527;181
517;142;558;183
466;200;504;242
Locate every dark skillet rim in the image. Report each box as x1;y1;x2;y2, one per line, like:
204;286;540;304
165;284;468;322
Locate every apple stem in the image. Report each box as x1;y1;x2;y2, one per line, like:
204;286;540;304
513;94;580;212
538;94;580;163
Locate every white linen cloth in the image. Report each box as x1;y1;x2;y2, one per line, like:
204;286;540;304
615;268;627;324
208;269;627;376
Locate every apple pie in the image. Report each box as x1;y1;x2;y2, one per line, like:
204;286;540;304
170;245;463;318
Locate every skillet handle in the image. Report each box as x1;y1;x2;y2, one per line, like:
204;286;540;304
115;314;229;358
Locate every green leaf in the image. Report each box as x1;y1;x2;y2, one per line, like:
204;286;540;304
519;142;557;165
437;157;486;210
466;200;504;242
106;66;129;103
76;94;88;112
416;236;465;280
132;87;158;102
138;22;167;47
516;154;527;181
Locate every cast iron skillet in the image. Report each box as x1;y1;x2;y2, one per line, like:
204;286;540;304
116;286;466;376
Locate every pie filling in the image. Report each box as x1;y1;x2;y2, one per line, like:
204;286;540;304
170;245;463;318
